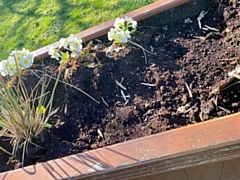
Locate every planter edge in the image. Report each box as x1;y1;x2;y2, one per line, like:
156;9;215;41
1;113;240;180
2;0;239;180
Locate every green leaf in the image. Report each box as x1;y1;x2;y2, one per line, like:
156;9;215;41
60;51;69;64
43;123;52;128
130;29;136;34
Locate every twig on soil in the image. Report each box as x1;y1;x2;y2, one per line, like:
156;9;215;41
30;71;42;80
31;70;100;104
211;77;233;93
119;89;130;106
0;146;12;156
203;25;219;32
218;0;227;12
218;106;231;114
97;129;104;138
185;82;193;99
129;40;157;64
94;39;103;48
212;64;240;93
101;97;109;107
213;96;218;110
141;82;156;87
116;94;130;98
44;107;60;123
124;99;129;106
58;79;100;104
120;89;127;101
220;81;240;92
220;57;240;61
211;78;240;94
137;25;156;30
197;11;207;29
178;82;196;113
185;103;198;113
220;57;240;65
64;104;68;114
202;27;209;31
150;46;155;53
197;9;219;32
177;102;198;114
106;45;123;54
115;79;127;90
193;36;206;41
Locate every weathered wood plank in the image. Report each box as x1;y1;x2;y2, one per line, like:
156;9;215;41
185;161;223;180
132;176;151;180
220;156;240;180
146;169;187;180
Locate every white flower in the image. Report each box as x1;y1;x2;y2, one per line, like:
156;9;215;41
69;45;80;57
108;17;137;43
64;34;75;47
125;16;137;29
10;48;33;68
15;52;23;63
72;36;83;50
11;50;22;61
10;50;19;56
6;58;17;76
53;34;84;61
20;54;34;68
0;60;9;76
67;34;75;43
0;48;33;77
114;17;125;29
108;28;131;43
121;31;131;43
59;38;69;49
48;46;61;60
21;48;30;56
59;34;83;56
108;28;115;41
8;66;17;76
132;21;137;29
59;34;75;49
9;51;24;70
114;30;127;43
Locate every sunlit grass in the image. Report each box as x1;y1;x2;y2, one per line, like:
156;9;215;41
0;0;155;60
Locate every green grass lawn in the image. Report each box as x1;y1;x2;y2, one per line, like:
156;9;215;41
0;0;155;60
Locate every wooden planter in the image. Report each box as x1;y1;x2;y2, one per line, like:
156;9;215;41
1;0;240;179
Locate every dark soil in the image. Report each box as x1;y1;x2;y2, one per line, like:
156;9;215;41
1;2;240;172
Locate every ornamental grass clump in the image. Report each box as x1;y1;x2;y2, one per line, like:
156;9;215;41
0;49;59;165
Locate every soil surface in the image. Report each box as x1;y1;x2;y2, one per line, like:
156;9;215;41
1;1;240;172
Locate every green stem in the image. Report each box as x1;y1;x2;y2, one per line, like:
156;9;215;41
46;66;62;113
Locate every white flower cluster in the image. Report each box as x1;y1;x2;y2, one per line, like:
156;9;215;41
108;16;137;43
48;34;83;60
0;48;33;76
